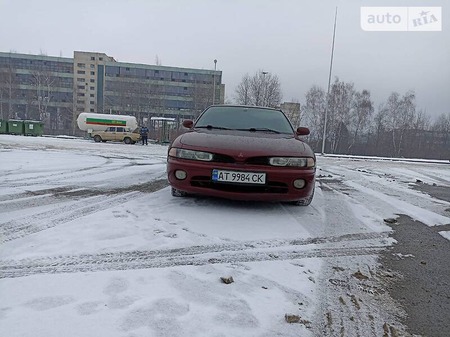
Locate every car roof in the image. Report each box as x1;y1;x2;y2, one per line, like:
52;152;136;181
206;104;283;112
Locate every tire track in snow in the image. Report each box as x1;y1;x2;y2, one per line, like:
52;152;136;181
0;232;390;278
0;157;113;186
0;179;169;243
1;163;148;188
0;154;165;188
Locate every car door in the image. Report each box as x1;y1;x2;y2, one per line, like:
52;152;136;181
116;127;126;141
106;127;116;141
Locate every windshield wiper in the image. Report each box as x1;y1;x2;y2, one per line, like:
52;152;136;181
195;125;231;130
236;127;281;134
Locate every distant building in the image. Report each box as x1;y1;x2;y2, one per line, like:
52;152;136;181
0;51;224;135
280;102;301;126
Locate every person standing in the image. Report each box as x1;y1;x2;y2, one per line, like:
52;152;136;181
140;126;149;145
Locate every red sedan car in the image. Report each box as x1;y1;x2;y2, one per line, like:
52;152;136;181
167;105;316;205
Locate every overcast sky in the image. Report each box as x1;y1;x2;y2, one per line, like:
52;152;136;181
1;0;449;120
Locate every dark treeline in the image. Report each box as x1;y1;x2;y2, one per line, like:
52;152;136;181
301;77;450;160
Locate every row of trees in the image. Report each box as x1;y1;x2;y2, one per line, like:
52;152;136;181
302;78;449;159
234;72;449;159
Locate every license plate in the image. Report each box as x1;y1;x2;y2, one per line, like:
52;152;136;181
212;169;266;184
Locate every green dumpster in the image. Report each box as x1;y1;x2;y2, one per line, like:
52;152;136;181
24;120;44;136
7;120;24;135
0;120;8;134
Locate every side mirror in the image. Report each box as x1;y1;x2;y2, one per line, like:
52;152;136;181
296;127;310;136
182;120;194;128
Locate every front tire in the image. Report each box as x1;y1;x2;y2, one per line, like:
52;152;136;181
124;137;132;144
290;189;314;206
93;135;102;142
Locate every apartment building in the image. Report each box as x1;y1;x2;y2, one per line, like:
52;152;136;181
0;51;224;135
0;52;74;133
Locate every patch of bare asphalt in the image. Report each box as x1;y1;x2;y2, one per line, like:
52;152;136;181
379;215;450;337
410;182;450;203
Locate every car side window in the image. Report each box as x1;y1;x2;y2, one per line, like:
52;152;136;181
117;127;125;132
107;127;116;132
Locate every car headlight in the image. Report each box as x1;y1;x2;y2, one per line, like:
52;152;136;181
168;147;213;161
269;157;315;167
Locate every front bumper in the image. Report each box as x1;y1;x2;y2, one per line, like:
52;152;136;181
167;157;315;202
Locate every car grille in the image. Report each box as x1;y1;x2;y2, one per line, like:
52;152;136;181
212;155;270;165
190;176;288;194
245;156;269;165
213;154;235;163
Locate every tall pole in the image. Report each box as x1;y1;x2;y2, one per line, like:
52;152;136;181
262;71;268;107
212;59;217;105
321;6;338;154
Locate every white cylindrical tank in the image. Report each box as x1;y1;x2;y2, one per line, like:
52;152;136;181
77;113;138;132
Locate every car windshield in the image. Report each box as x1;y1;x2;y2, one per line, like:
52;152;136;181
195;106;294;134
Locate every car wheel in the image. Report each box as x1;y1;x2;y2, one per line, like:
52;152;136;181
93;135;102;142
290;189;314;206
124;137;132;144
171;187;187;197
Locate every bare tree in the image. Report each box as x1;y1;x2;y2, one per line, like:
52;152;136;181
235;70;282;108
30;69;55;122
0;64;18;120
262;73;282;107
327;78;355;153
383;91;416;157
235;74;251;105
302;85;327;148
370;104;388;155
407;109;431;157
348;89;374;153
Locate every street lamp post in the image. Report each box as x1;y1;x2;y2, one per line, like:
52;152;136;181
262;71;268;107
212;59;217;105
321;7;338;154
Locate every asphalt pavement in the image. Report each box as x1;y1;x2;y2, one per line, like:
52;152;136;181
380;184;450;337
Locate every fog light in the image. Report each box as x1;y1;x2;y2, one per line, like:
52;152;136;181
293;179;306;189
175;170;187;180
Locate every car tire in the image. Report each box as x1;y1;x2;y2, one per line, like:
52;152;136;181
93;135;102;142
171;187;187;197
290;189;314;206
124;137;132;144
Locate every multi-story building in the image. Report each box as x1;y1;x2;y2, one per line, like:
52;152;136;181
0;51;224;135
0;52;74;133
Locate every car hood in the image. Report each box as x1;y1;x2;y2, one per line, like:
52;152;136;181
177;130;313;157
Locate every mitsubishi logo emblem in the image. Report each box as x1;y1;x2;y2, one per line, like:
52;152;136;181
238;152;244;157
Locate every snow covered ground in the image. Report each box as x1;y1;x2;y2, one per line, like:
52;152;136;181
0;134;449;337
